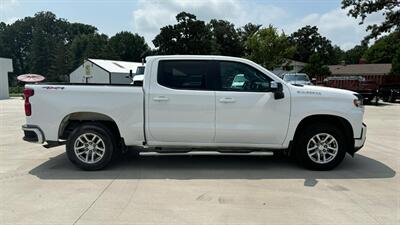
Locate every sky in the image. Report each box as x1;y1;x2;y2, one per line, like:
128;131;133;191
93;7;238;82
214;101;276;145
0;0;384;50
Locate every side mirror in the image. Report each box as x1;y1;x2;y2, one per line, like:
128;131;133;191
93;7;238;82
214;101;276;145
271;81;284;100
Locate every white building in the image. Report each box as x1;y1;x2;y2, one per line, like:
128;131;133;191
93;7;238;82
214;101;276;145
69;59;143;84
0;58;13;99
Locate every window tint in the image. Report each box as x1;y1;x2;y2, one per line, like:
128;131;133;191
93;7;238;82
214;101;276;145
219;61;272;92
158;60;209;90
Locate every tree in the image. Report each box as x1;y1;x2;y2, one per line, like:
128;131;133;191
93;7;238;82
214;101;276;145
28;28;53;78
289;25;338;64
344;44;368;64
0;22;5;31
237;23;261;55
238;23;261;41
108;31;150;61
332;46;345;65
66;23;98;43
208;19;243;56
392;48;400;75
153;12;213;54
246;25;295;70
69;33;109;69
0;11;99;81
342;0;400;42
0;17;36;75
303;53;332;77
363;32;400;63
49;41;71;82
0;22;9;58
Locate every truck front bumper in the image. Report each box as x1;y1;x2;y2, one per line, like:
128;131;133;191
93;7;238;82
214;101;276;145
354;123;367;152
22;125;45;144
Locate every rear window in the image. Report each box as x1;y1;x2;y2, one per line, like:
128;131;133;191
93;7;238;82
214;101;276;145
157;60;209;90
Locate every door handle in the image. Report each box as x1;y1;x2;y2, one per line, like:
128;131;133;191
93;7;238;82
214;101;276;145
219;97;236;103
153;96;169;101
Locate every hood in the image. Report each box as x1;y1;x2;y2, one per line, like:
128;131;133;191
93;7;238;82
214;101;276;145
290;84;357;99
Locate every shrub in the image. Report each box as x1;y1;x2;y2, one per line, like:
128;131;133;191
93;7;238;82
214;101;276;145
9;86;24;94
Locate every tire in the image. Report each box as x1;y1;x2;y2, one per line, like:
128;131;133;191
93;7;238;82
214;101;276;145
294;123;347;170
66;123;115;170
383;96;389;102
388;93;395;103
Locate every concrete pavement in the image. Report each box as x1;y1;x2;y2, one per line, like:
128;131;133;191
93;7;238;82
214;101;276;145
0;98;399;225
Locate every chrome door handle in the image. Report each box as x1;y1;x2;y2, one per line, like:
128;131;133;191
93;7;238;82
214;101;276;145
153;96;169;101
219;97;236;103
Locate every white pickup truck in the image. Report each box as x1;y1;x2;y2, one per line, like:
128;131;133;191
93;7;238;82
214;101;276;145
22;55;366;170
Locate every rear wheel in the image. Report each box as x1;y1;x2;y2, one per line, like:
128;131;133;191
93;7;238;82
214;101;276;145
295;123;347;170
382;96;389;102
66;123;115;170
388;92;395;103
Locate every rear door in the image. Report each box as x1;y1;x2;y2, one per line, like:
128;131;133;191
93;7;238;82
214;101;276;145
147;60;216;145
215;60;290;146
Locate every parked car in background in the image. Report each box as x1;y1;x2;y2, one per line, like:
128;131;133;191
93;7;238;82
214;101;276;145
132;65;145;86
127;65;145;86
282;73;312;85
135;65;145;75
22;55;366;171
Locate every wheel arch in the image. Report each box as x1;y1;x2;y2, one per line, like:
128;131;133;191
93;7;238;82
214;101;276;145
58;112;121;142
293;114;354;153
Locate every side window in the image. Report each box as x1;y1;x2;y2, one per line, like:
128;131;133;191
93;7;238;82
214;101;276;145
219;61;272;92
158;60;209;90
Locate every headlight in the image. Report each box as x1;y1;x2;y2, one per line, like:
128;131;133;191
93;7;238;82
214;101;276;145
353;94;363;107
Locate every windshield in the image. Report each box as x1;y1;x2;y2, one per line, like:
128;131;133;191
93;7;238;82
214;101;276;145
283;74;310;82
135;66;145;75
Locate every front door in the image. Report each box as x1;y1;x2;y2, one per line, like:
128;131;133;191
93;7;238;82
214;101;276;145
215;60;290;146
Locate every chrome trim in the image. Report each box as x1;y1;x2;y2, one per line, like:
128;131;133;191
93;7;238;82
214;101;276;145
354;123;367;149
355;123;367;140
22;125;44;144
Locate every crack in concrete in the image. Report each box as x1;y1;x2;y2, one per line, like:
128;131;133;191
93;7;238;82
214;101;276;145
111;169;142;224
72;177;117;225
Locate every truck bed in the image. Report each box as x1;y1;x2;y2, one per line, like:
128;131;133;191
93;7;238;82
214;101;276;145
25;83;144;146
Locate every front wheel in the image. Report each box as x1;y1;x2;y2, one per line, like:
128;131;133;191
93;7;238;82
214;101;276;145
295;123;347;170
66;123;115;170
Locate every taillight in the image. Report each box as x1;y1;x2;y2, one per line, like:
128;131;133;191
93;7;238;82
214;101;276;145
23;88;34;116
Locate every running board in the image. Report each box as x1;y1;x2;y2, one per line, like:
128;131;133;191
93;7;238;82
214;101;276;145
140;151;274;156
43;141;66;148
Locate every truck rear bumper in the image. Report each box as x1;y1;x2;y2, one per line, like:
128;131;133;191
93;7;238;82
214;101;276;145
22;125;44;144
354;123;367;152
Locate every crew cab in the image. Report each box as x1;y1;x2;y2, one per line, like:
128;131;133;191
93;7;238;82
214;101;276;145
22;55;366;170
